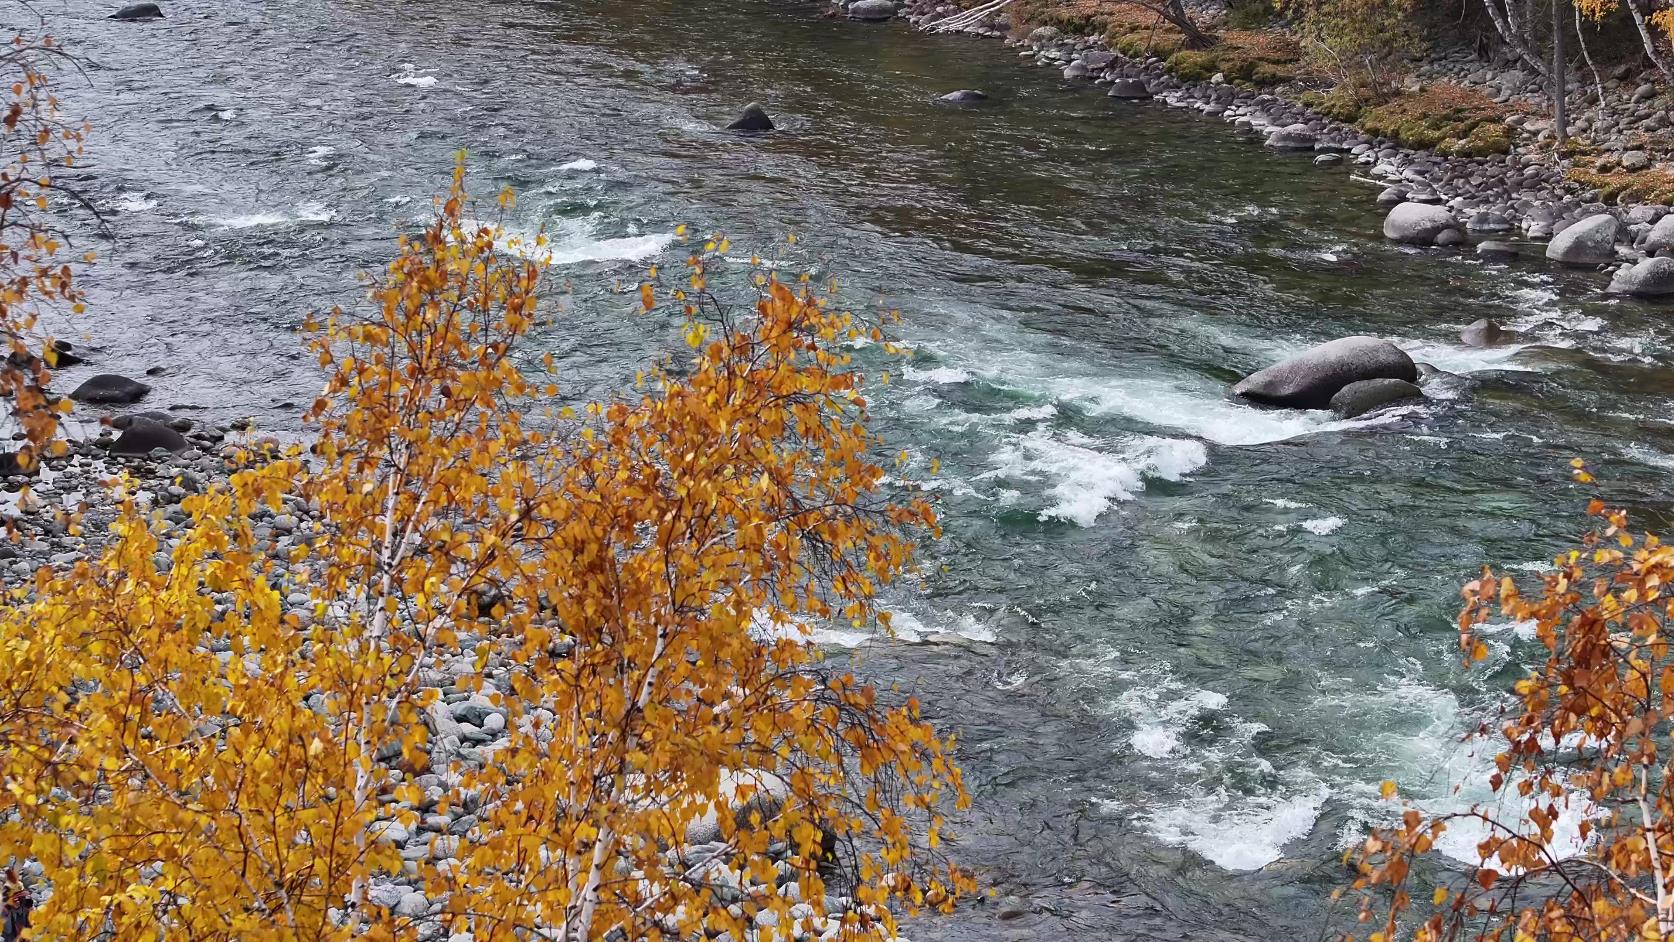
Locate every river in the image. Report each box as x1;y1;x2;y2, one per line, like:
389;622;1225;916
44;0;1674;936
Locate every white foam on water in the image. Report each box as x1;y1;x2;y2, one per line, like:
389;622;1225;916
557;158;600;172
1264;497;1310;509
215;202;336;229
1400;340;1539;374
980;428;1207;527
1144;786;1329;871
1625;443;1674;470
1005;404;1057;422
1299;516;1344;536
391;64;439;88
461;218;675;266
1041;374;1387;446
305;145;336;164
1118;686;1229;759
904;365;971;385
114;192;157;213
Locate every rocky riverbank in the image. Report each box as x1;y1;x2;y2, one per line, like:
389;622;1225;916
830;0;1674;300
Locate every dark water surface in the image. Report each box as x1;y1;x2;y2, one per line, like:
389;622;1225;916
38;0;1674;935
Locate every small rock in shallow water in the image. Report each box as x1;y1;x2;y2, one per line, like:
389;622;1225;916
1106;78;1151;100
110;2;162;19
71;374;150;404
937;89;988;104
725;102;774;132
110;418;188;455
1460;318;1518;347
1374;186;1408;208
1264;123;1317;149
1313;153;1343;166
1433;227;1465;247
1330;378;1423;418
1476;240;1519;261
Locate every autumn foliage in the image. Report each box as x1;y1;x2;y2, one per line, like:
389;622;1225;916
1344;465;1674;940
0;163;969;940
0;30;87;470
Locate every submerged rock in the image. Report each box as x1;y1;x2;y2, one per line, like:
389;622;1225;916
1106;79;1151;100
1545;212;1620;265
110;2;162;19
725;103;774;132
1476;240;1519;261
1232;336;1417;410
70;373;150;404
1460;318;1518;347
1382;202;1456;245
847;0;896;20
1608;256;1674;297
937;89;989;104
1329;378;1423;418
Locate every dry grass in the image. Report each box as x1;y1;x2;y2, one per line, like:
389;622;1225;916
1566;167;1674;203
1301;82;1516;154
1009;0;1300;85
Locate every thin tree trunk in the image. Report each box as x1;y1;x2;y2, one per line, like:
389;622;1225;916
1552;0;1569;148
1482;0;1549;75
1625;0;1674;81
1575;6;1608;124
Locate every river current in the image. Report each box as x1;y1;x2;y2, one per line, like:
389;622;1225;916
39;0;1674;936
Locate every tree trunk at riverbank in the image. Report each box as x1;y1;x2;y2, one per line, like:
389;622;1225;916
1552;0;1568;147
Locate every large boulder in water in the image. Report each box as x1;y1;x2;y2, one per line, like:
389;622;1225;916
1545;212;1620;265
110;2;162;19
1644;214;1674;253
1382;202;1456;245
937;89;988;105
1330;378;1423;418
847;0;896;20
1232;336;1417;410
109;417;188;455
1608;256;1674;297
725;103;774;132
70;373;150;404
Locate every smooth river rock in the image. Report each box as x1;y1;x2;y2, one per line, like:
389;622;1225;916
938;89;988;104
1545;212;1620;265
1107;79;1151;100
1232;336;1418;410
1608;256;1674;297
1329;378;1423;418
110;2;162;19
70;373;150;404
109;417;188;455
1644;214;1674;253
725;103;774;132
1383;202;1457;245
1476;240;1519;261
1265;123;1317;150
847;0;896;20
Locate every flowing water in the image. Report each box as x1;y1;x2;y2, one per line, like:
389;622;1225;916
43;0;1674;935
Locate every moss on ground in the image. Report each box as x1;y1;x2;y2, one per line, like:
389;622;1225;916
1566;167;1674;204
1010;0;1299;86
1301;84;1513;155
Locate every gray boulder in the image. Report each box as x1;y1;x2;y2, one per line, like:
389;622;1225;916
725;103;774;132
1314;153;1343;166
1063;61;1089;80
70;373;150;404
1081;50;1116;69
1330;378;1424;418
1107;78;1151;99
1375;186;1408;208
1383;202;1457;245
1434;227;1465;247
1460;318;1518;347
1608;256;1674;297
847;0;896;20
1265;123;1318;149
109;417;188;455
938;89;988;104
1232;336;1418;410
110;2;162;19
1467;211;1513;233
1545;212;1620;265
1644;214;1674;253
1622;149;1652;172
685;770;791;845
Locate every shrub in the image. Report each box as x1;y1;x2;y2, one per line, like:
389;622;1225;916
1281;0;1420;99
0;162;972;941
